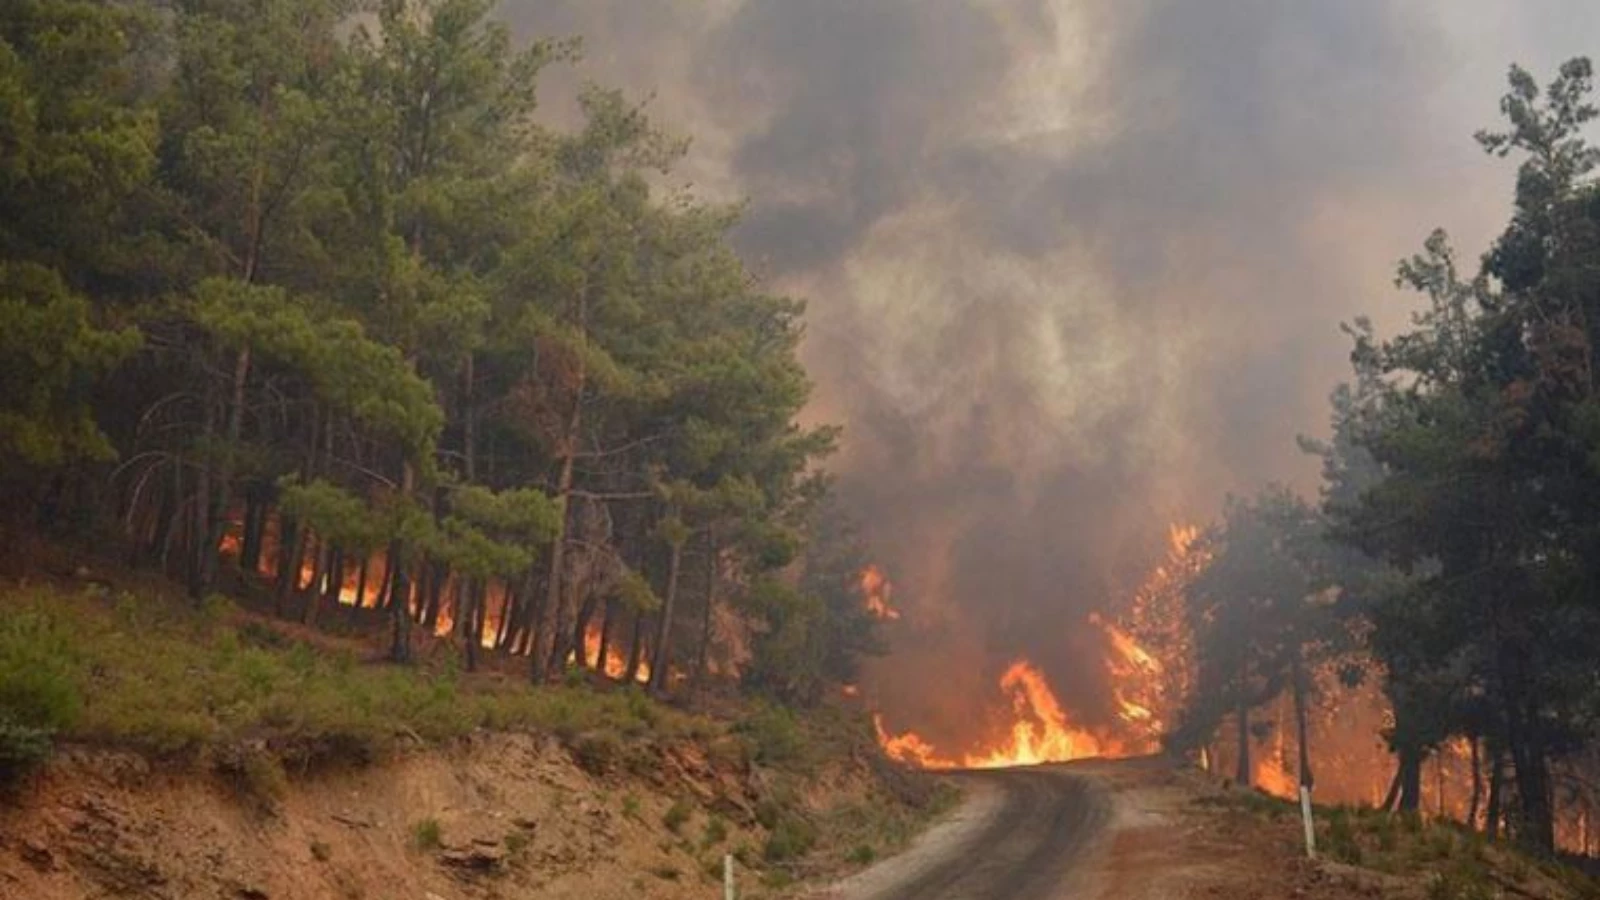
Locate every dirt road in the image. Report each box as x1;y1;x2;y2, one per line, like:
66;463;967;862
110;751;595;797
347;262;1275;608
823;765;1113;900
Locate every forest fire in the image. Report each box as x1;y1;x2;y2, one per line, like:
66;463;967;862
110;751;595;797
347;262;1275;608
579;628;650;683
874;652;1156;770
874;659;1112;769
861;564;900;620
872;524;1197;770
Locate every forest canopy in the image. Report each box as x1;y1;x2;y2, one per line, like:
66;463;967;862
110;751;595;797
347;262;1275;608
0;0;875;703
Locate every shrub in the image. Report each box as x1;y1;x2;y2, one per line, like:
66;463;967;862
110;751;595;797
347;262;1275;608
848;843;876;865
0;611;82;731
411;818;442;850
762;816;817;862
663;799;691;833
701;816;728;848
739;705;804;765
621;793;642;819
0;719;54;786
572;731;623;775
1324;810;1362;864
215;743;288;809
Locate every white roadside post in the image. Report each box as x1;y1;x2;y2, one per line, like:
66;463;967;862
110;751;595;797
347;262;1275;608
723;853;735;900
1299;785;1317;858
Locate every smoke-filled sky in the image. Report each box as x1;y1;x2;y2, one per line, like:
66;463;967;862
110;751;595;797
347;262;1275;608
501;1;1597;745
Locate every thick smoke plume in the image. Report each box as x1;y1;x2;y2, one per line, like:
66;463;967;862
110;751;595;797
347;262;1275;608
502;0;1597;746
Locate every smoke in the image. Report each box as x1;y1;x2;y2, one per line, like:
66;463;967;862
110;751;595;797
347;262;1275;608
500;0;1599;746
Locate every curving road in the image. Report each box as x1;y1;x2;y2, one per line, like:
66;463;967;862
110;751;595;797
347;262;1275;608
828;766;1112;900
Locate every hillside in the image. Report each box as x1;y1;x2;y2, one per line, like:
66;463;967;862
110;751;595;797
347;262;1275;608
0;573;951;900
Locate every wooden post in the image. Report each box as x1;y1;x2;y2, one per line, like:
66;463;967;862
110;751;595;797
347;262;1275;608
1299;785;1317;858
723;853;735;900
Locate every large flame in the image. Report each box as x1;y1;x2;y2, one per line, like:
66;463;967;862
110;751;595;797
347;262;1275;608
875;659;1126;769
872;524;1203;770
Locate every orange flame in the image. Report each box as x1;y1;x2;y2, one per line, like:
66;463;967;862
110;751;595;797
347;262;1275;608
875;659;1120;769
574;628;650;683
872;524;1203;771
861;564;901;621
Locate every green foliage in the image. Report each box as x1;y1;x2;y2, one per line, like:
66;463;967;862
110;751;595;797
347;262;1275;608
662;798;691;833
761;815;817;863
0;721;54;786
700;816;727;848
411;817;442;850
0;585;709;771
0;0;845;777
848;844;876;865
1304;58;1600;852
737;705;805;765
0;608;83;732
0;263;140;466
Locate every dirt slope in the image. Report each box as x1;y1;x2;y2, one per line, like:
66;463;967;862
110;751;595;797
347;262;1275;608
0;732;789;900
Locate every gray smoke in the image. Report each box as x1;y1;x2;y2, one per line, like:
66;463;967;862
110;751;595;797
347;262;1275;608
502;0;1599;747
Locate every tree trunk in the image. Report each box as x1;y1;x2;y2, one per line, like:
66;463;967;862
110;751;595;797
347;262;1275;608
1508;708;1556;852
1397;744;1424;813
148;474;177;568
1234;703;1251;788
240;484;266;575
533;460;577;680
200;347;253;595
695;541;718;684
533;336;586;681
495;582;517;652
1291;655;1314;792
572;593;599;670
624;611;647;685
303;537;328;626
597;599;616;679
463;578;481;673
354;555;370;608
275;516;300;615
649;539;684;694
190;388;217;600
1468;737;1484;831
377;552;395;611
387;541;412;663
1381;764;1402;813
323;545;345;605
1485;745;1505;841
422;565;446;632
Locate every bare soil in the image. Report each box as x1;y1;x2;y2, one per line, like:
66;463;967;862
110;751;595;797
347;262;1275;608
0;732;791;900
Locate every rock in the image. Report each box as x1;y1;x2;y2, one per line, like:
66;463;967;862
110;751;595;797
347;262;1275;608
511;816;538;831
236;886;270;899
439;844;505;872
20;839;54;872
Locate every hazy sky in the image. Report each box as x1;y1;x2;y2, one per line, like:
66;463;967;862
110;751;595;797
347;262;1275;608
503;1;1598;744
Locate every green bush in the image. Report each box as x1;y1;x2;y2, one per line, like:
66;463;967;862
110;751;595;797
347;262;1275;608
1324;809;1363;864
572;731;623;775
663;799;691;833
701;816;728;848
0;719;54;785
411;818;442;850
762;816;817;862
739;705;804;765
0;611;83;730
848;843;876;865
